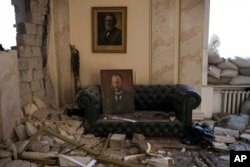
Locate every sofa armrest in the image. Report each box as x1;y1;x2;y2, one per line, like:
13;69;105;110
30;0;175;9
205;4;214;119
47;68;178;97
76;85;102;124
170;84;201;126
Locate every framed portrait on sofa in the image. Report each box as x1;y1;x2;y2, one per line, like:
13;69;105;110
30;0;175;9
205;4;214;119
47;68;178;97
92;7;127;53
100;69;134;114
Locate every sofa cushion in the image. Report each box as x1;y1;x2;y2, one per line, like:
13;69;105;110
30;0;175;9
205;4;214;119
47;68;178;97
134;85;173;111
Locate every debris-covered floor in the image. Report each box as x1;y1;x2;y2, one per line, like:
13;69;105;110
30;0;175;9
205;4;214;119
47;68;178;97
1;100;250;166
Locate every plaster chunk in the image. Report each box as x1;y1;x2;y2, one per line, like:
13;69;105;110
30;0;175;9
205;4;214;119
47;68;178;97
32;109;50;121
65;120;82;129
212;141;229;151
4;160;30;167
28;140;50;153
214;135;236;143
240;134;250;142
32;96;46;109
0;150;12;158
15;140;29;154
79;135;101;147
0;158;12;167
59;128;69;137
109;134;126;150
60;114;73;121
67;126;78;135
15;124;29;141
213;126;240;138
25;121;38;137
54;137;65;144
147;157;174;167
75;128;84;135
41;135;54;146
23;102;38;116
58;155;93;167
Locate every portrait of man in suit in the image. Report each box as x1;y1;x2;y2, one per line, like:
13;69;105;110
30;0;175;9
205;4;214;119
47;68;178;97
92;7;127;53
101;70;134;114
98;13;122;45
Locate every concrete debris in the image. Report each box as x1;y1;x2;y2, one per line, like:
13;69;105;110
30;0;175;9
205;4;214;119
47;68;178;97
214;135;236;143
58;154;96;167
240;133;250;142
15;140;29;154
0;95;249;167
212;141;229;151
28;140;50;152
228;141;250;151
0;157;12;166
23;102;39;116
14;124;29;141
0;150;12;158
32;109;51;121
124;154;146;161
213;126;240;138
147;156;174;167
32;96;47;110
109;133;126;150
3;160;31;167
25;121;38;137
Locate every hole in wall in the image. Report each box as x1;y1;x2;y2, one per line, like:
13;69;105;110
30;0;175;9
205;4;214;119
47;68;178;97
0;0;16;50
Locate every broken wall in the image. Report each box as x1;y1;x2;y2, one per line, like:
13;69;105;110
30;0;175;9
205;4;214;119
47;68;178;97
12;0;54;107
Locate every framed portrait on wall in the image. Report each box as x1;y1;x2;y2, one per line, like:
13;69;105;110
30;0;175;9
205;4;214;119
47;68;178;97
92;7;127;53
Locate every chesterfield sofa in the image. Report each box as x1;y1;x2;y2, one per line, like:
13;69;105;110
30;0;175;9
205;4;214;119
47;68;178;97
76;84;201;138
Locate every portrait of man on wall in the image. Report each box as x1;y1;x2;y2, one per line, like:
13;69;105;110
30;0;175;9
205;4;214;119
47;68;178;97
92;7;127;53
100;69;134;114
98;12;122;45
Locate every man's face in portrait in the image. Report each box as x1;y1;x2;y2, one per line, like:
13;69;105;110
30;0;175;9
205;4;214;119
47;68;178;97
105;15;115;31
111;75;122;93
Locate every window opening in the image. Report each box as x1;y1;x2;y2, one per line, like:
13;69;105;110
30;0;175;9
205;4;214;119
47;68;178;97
209;0;250;59
0;0;16;50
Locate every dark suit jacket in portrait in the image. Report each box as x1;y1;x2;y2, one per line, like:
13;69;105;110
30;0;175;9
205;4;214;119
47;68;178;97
103;89;134;114
98;27;122;45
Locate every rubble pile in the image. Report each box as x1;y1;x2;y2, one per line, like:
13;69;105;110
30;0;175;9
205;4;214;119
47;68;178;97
1;96;250;167
0;97;177;167
210;113;250;152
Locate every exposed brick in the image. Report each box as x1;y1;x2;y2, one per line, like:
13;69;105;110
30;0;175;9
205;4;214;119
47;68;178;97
26;13;45;25
33;89;45;100
27;57;43;69
36;35;43;46
30;0;46;15
17;22;37;35
20;94;32;107
33;69;44;80
18;46;32;57
18;46;42;57
19;82;31;96
21;70;33;82
18;58;28;70
30;79;42;92
37;25;44;35
32;46;42;57
16;34;36;46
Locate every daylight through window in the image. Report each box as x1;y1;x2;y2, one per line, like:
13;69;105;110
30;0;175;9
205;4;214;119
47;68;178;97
0;0;16;50
209;0;250;59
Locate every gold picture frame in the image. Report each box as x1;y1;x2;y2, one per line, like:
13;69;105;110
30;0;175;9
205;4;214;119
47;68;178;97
92;7;127;53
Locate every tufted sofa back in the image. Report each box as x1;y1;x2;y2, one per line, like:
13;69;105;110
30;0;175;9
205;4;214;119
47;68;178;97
134;85;174;111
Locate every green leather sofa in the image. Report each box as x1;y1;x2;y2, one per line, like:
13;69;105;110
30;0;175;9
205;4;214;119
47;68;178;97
76;84;201;138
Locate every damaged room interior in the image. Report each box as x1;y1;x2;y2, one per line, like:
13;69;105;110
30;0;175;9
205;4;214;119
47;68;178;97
1;0;250;166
